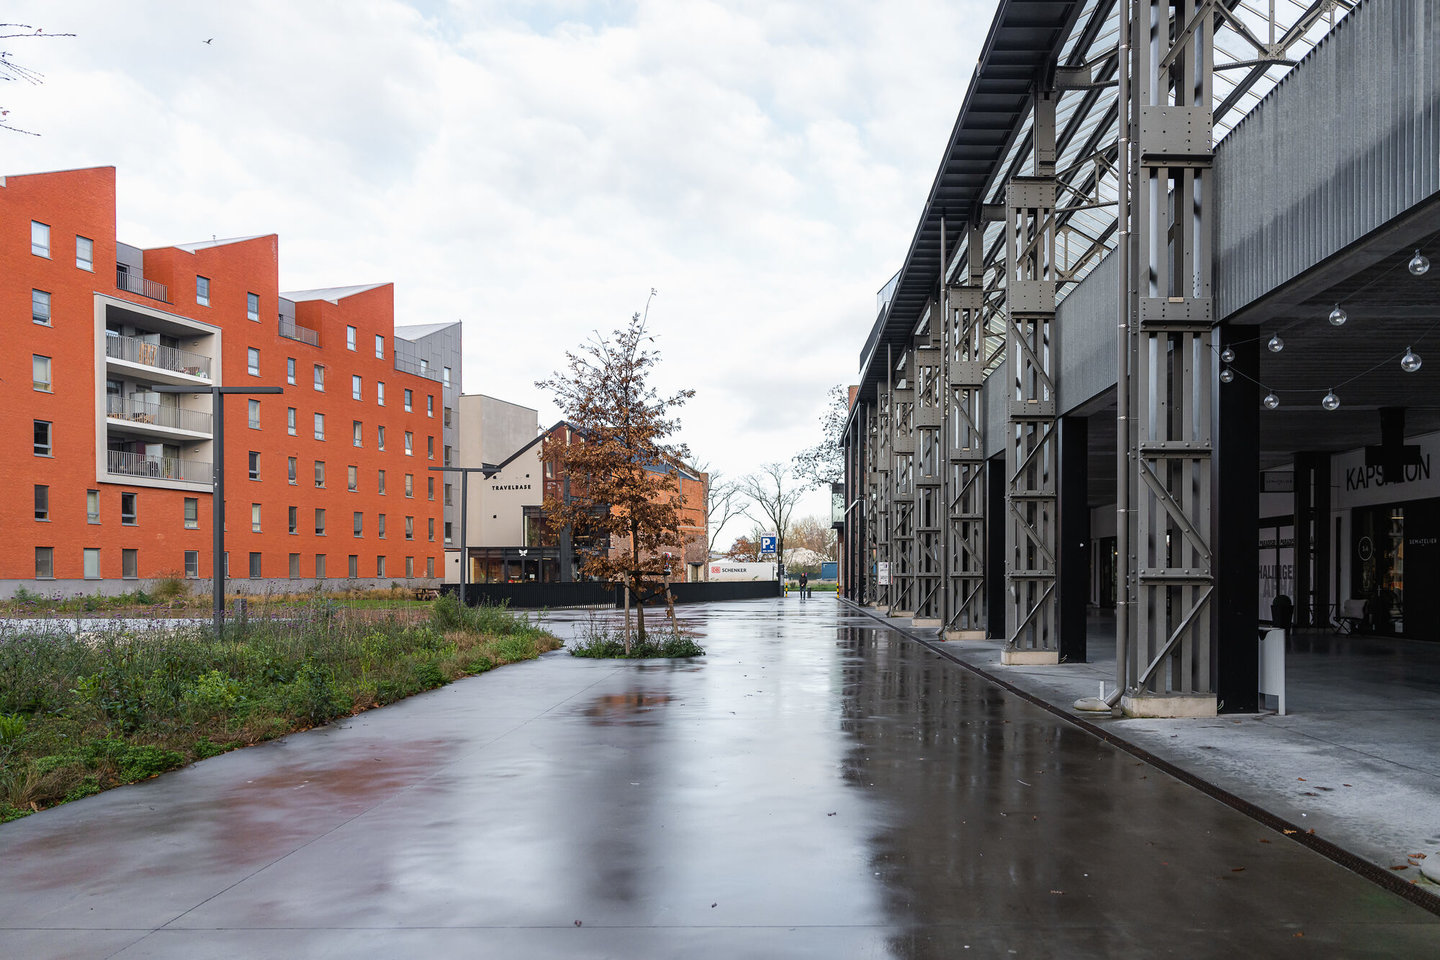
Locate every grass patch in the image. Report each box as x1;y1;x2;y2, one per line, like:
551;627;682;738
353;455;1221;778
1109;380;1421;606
0;597;560;821
568;613;706;659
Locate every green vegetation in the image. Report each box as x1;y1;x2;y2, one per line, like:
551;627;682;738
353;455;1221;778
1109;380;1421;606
0;584;433;617
0;595;558;822
568;614;706;659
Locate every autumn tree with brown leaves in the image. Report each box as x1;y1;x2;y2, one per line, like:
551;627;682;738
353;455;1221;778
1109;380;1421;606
536;311;694;650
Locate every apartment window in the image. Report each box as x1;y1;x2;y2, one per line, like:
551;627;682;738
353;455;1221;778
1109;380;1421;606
123;549;138;580
251;503;262;533
428;517;435;541
405;556;414;578
84;547;100;579
31;221;50;257
404;389;413;412
352;374;362;401
420;358;428;376
315;508;326;535
184;550;199;579
378;513;387;538
32;289;51;324
346;325;357;351
76;236;94;270
88;490;100;523
352;420;362;447
443;366;451;387
427;476;434;500
404;432;413;456
404;474;414;498
445;521;452;543
36;546;54;579
426;395;434;417
444;483;452;506
314;460;326;488
348;555;358;578
443;406;452;427
185;497;198;529
289;553;300;579
120;492;137;525
248;552;261;579
32;355;51;392
34;420;52;456
288;456;297;484
377;425;386;450
314;412;325;440
315;554;327;579
247;291;260;322
287;407;297;435
378;469;387;494
314;364;325;391
249;398;261;429
377;382;386;406
247;347;260;376
427;436;434;460
248;451;260;480
353;512;363;537
347;464;358;492
34;485;49;521
405;516;414;541
426;556;435;578
443;444;452;467
288;505;298;534
375;334;384;359
196;276;210;306
287;357;296;385
377;556;387;578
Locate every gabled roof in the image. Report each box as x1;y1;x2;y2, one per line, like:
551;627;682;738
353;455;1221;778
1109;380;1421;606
395;320;461;340
281;282;389;304
172;235;271;253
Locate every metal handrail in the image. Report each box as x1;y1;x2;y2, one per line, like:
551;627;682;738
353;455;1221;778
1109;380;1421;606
106;449;211;483
115;269;169;303
279;319;320;346
105;335;212;379
393;354;444;383
106;396;213;434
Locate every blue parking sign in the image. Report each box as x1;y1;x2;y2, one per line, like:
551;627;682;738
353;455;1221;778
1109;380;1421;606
760;535;777;554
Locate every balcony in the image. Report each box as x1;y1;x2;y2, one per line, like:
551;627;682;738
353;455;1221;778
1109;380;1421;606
105;335;212;380
116;269;169;303
107;396;213;435
393;354;444;383
107;449;211;484
279;319;320;347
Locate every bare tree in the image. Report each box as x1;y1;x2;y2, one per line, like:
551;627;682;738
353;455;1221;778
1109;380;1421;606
789;514;838;560
791;384;849;488
536;311;694;649
698;465;746;553
2;24;75;136
739;462;806;566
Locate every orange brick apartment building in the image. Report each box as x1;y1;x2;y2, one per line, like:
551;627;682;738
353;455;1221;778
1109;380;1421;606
0;166;446;596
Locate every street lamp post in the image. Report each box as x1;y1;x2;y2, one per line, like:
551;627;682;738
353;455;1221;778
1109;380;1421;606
154;384;283;634
429;465;495;604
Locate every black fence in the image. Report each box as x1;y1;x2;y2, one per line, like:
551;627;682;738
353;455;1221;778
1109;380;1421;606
441;580;780;609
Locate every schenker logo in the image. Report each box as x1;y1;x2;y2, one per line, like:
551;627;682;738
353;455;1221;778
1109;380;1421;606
1345;456;1431;491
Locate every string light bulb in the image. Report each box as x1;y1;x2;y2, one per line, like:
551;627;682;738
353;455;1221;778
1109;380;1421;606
1322;389;1340;411
1220;367;1234;383
1264;393;1280;410
1402;347;1423;373
1409;249;1430;276
1328;304;1348;327
1220;345;1235;363
1268;334;1284;353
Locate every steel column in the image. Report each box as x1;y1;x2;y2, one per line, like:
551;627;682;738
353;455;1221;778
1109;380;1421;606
945;224;989;638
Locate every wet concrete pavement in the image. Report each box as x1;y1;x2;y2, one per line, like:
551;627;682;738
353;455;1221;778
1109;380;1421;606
3;598;1439;958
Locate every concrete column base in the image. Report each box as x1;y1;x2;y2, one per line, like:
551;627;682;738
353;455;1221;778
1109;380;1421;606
910;618;942;628
1001;648;1060;665
889;609;914;619
1120;693;1218;719
871;605;888;613
943;629;987;641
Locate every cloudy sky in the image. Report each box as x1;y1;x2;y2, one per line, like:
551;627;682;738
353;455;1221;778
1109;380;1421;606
4;0;989;544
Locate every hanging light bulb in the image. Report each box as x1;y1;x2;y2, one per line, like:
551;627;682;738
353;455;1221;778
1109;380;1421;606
1328;304;1348;327
1322;389;1340;411
1220;345;1235;363
1268;334;1284;353
1220;367;1234;383
1402;346;1423;373
1263;392;1280;410
1410;249;1430;276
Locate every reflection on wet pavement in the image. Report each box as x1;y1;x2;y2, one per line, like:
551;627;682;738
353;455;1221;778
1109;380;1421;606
1;598;1437;959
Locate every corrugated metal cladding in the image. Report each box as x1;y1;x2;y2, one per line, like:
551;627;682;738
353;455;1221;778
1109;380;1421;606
1215;0;1440;320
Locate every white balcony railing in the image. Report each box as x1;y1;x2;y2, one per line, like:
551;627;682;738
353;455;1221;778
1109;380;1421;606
106;396;213;434
105;335;211;379
107;449;211;484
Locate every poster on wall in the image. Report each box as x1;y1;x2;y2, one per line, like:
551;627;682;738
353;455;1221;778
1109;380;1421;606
1258;524;1294;621
877;562;891;586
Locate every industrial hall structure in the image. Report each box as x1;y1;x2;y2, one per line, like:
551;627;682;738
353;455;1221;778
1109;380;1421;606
0;166;453;596
840;0;1440;717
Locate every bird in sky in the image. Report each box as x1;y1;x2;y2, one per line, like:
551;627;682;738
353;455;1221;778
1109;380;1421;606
203;38;213;45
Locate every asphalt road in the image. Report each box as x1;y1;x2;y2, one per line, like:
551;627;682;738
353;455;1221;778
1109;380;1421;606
3;598;1437;958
